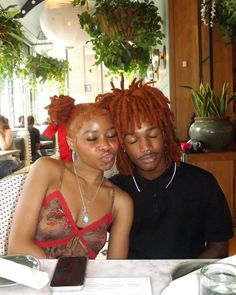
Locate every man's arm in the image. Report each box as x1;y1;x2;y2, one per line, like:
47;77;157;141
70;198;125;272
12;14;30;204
198;241;229;259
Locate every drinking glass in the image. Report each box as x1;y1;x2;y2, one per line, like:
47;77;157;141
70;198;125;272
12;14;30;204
199;262;236;295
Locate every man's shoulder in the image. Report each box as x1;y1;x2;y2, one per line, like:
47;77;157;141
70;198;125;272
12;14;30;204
28;126;39;132
178;161;213;177
109;173;132;190
28;126;40;136
110;173;131;183
177;161;219;189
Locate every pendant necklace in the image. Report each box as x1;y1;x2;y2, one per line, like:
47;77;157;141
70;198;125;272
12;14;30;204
132;162;177;192
73;163;104;224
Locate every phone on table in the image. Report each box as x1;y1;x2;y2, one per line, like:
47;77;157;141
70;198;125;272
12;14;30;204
50;256;88;291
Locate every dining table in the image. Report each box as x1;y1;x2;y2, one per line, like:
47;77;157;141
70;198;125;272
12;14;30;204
0;259;212;295
0;150;20;159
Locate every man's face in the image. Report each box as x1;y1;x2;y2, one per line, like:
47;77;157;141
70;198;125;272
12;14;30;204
124;121;167;179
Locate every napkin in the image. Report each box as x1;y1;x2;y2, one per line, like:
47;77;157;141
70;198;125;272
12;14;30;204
0;257;49;289
161;255;236;295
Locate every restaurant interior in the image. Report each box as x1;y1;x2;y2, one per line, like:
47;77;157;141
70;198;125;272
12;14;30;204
0;0;236;293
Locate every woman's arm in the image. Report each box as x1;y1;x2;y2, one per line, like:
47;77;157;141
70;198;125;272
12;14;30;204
8;157;60;258
0;128;12;150
107;187;133;259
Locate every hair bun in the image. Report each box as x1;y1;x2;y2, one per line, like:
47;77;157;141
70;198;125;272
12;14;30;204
45;94;75;124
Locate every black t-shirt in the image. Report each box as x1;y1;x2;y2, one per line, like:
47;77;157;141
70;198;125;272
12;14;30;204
28;126;40;155
110;162;233;259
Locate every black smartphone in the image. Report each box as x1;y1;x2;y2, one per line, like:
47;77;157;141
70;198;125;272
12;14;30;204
50;256;88;291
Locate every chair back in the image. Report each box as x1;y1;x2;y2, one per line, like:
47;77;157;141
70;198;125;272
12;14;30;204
13;137;25;162
0;172;28;255
13;130;32;173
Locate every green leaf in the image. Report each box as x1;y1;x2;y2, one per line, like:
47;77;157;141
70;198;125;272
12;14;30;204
182;81;235;118
73;0;164;76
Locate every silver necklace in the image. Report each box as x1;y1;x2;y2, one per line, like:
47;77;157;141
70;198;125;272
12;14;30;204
73;163;104;224
132;162;177;192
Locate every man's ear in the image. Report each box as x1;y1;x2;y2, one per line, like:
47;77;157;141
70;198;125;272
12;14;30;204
66;136;76;151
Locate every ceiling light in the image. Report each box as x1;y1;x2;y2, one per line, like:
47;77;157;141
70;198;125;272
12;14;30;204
40;0;91;49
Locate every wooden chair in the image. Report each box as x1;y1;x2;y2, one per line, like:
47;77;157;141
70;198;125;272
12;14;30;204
0;172;28;255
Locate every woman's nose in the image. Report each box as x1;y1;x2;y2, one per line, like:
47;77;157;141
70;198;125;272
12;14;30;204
97;138;111;151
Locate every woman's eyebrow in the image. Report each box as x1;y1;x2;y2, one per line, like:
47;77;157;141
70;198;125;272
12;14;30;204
81;125;116;135
82;129;98;135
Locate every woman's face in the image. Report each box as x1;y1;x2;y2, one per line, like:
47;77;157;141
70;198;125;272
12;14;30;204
73;113;118;171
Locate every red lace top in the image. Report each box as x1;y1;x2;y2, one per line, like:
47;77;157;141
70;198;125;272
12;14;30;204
33;190;113;259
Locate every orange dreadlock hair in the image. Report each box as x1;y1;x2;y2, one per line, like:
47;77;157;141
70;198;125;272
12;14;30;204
96;76;181;175
45;94;109;139
65;103;109;139
44;94;75;124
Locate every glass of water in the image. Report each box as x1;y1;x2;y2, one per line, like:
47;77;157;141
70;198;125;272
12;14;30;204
199;262;236;295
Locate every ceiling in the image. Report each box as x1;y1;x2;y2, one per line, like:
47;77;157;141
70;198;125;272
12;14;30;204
0;0;47;45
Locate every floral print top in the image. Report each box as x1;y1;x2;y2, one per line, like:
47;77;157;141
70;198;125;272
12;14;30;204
33;190;113;259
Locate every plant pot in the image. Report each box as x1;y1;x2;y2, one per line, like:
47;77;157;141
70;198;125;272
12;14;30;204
98;7;142;40
189;117;234;151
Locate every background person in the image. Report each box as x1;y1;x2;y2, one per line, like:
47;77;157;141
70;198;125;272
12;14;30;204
0;115;21;178
96;77;233;259
8;96;133;259
27;115;41;162
17;115;25;128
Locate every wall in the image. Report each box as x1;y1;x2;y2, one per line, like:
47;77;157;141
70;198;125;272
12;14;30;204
168;0;200;141
212;27;234;109
67;46;103;103
153;0;170;98
168;0;235;141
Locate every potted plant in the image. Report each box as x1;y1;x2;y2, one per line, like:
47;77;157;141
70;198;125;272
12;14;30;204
72;0;164;77
201;0;236;44
22;53;71;92
183;82;236;150
0;5;24;79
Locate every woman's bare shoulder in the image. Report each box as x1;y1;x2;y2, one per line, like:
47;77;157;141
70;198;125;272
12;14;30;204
30;157;64;177
33;156;62;166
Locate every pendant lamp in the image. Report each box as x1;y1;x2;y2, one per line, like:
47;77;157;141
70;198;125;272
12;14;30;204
40;0;92;48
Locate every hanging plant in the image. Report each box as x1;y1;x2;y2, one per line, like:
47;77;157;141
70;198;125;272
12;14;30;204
0;5;25;79
201;0;236;43
22;53;71;92
72;0;164;77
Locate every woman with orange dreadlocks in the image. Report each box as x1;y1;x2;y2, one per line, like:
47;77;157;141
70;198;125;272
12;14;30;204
8;97;133;259
96;76;233;259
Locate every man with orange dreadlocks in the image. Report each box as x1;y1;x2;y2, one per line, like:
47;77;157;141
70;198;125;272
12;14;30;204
96;76;233;259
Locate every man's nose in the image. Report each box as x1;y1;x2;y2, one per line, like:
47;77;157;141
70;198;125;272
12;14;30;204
139;139;151;153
